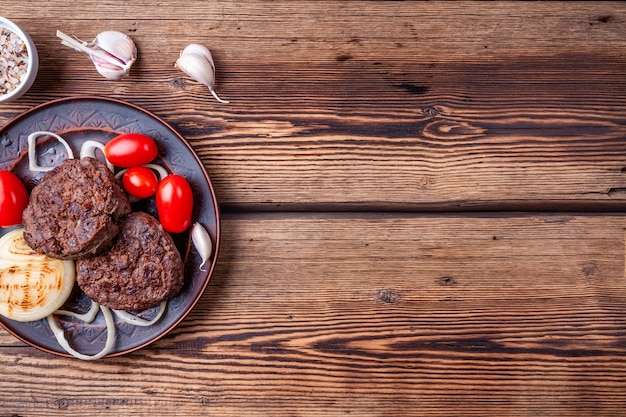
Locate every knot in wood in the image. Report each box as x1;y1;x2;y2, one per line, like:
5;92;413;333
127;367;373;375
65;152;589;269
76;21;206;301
422;107;439;117
376;288;400;304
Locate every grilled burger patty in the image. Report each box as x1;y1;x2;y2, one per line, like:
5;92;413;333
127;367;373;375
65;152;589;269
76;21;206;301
22;157;131;260
76;211;184;311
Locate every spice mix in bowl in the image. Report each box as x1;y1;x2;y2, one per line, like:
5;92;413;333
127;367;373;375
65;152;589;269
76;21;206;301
0;16;38;103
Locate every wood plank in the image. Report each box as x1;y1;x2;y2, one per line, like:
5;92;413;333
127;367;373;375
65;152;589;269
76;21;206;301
1;213;625;416
0;2;625;210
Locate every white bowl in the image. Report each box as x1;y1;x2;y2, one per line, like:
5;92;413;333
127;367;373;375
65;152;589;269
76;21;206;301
0;16;38;103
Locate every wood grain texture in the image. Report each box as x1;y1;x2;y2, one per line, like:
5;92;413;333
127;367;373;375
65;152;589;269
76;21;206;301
2;214;626;416
0;2;625;210
1;2;626;416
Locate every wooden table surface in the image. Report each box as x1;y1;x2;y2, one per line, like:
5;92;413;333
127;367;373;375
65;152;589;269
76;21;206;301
1;1;626;416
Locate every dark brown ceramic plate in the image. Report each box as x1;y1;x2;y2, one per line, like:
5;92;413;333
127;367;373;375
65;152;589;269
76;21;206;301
0;96;219;358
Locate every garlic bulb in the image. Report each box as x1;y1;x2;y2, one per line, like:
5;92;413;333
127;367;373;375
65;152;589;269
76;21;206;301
57;30;137;80
175;43;229;103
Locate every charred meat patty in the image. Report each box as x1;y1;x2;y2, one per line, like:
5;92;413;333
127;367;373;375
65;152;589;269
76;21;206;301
76;211;184;311
22;157;131;260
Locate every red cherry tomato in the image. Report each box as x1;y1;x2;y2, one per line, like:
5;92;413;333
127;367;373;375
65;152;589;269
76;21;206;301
0;170;29;227
122;166;159;199
156;174;193;233
104;133;158;168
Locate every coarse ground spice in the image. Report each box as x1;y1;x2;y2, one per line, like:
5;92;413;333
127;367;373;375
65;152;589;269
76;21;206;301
0;27;28;95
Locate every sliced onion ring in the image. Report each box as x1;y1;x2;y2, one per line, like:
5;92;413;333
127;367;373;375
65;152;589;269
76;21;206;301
55;299;100;323
47;304;115;361
80;140;114;172
28;131;75;172
113;301;167;327
114;163;169;182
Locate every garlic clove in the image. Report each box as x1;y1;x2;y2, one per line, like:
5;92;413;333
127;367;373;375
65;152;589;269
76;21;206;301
175;44;229;104
180;44;215;69
191;222;213;271
176;52;215;87
57;30;137;80
92;57;128;80
93;31;137;73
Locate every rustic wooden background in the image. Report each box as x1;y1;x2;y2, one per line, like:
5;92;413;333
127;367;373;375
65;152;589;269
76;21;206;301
1;1;626;416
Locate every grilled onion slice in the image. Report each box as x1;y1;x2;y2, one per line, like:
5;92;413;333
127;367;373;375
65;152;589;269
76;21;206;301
0;228;75;322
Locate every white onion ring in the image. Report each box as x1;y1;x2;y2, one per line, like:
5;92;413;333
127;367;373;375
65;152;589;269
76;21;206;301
79;140;114;172
114;163;169;182
47;304;115;361
27;131;74;172
113;301;167;327
55;299;100;323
